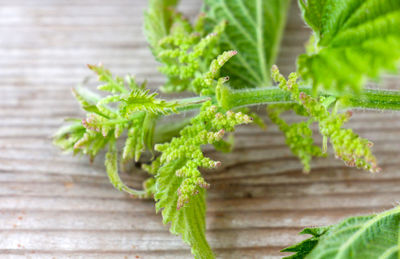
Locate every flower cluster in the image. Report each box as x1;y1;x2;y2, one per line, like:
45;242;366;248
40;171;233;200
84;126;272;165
270;65;379;172
268;103;325;173
53;64;180;197
154;10;235;95
155;101;253;209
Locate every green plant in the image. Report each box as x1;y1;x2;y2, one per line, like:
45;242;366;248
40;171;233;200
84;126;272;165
53;0;400;258
283;206;400;259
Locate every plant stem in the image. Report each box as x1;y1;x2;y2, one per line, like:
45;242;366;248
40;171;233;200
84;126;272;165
175;96;212;111
96;96;210;126
340;88;400;110
217;84;400;111
217;85;300;109
152;86;400;144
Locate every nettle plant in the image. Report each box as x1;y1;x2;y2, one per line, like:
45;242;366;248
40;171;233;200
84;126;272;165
54;0;400;258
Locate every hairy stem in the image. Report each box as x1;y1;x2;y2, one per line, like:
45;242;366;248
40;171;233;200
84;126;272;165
340;89;400;110
217;84;400;111
151;86;400;145
175;96;212;111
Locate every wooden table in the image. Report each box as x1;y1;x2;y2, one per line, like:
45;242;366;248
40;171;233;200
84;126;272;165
1;0;400;258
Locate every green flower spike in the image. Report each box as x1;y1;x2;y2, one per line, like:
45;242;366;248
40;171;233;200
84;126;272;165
270;65;380;173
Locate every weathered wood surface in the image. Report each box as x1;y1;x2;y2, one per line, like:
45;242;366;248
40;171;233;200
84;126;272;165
1;1;400;258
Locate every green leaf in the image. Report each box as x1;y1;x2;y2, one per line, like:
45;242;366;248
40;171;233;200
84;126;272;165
88;64;128;94
56;64;175;165
121;114;145;162
119;89;178;118
283;206;400;258
144;0;180;54
155;159;214;259
71;88;104;116
53;120;86;153
105;139;120;189
154;101;253;258
204;0;291;88
141;112;157;156
122;112;157;162
106;138;147;197
282;227;328;259
298;0;400;94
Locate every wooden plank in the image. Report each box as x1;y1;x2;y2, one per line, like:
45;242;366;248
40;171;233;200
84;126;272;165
0;0;400;258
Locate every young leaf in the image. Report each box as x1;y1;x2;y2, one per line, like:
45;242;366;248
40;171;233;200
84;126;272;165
122;111;157;162
55;65;174;174
298;0;400;94
121;114;145;162
155;160;214;259
106;138;147;197
53;120;86;153
283;206;400;258
88;64;128;94
154;101;253;258
144;0;179;54
71;87;103;116
204;0;291;88
119;88;178;118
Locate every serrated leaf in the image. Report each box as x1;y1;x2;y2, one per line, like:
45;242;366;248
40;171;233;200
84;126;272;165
282;226;328;259
88;64;128;94
119;89;178;118
204;0;291;88
283;206;400;258
298;0;400;94
155;159;214;259
153;102;253;258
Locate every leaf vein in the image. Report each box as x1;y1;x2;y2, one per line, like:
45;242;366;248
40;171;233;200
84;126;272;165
256;0;270;84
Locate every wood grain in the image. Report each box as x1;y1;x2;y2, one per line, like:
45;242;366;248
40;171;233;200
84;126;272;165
1;0;399;258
